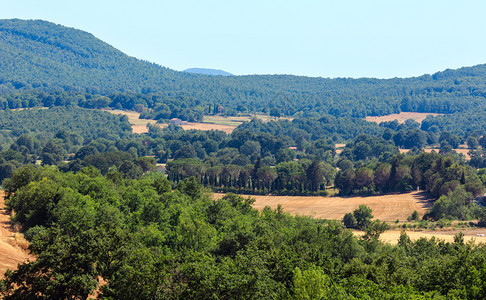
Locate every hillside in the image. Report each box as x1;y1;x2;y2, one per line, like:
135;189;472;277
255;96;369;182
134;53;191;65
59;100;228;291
1;19;486;117
184;68;233;76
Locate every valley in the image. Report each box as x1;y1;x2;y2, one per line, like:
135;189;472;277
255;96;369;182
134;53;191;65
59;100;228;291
2;18;486;299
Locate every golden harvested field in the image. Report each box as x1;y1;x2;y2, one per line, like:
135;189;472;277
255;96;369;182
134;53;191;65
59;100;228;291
424;148;471;159
202;115;253;126
213;192;486;244
214;191;432;222
194;115;293;133
399;148;472;159
158;122;238;134
365;112;442;124
203;114;293;126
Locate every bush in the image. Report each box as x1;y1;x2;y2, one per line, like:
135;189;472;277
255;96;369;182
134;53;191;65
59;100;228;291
407;210;420;222
343;213;357;229
353;205;373;229
477;208;486;227
23;225;47;241
363;220;391;240
436;218;451;228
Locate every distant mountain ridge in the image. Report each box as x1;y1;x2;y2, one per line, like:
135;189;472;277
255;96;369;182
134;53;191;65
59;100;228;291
184;68;232;76
1;18;486;117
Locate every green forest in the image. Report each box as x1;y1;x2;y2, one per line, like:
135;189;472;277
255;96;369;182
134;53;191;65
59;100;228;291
2;18;486;299
3;166;486;299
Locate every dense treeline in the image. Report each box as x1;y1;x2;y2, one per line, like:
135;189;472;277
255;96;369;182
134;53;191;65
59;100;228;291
0;107;132;141
167;158;335;196
0;107;134;182
0;90;205;122
1;106;480;200
0;106;133;159
0;87;483;146
335;152;486;220
3;166;486;298
234;116;385;143
0;106;482;202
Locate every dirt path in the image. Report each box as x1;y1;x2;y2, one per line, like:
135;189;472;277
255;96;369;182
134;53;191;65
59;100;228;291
0;192;32;278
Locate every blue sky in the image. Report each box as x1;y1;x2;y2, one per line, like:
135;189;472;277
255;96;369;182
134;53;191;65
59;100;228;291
1;0;485;78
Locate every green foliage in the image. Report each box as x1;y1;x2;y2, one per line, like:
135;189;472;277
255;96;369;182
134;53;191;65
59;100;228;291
292;267;331;299
4;167;486;298
353;205;373;229
408;210;420;222
428;186;476;220
362;220;391;240
342;212;357;229
0;107;132;144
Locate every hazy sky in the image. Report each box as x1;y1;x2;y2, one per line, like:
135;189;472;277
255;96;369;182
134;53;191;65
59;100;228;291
1;0;485;78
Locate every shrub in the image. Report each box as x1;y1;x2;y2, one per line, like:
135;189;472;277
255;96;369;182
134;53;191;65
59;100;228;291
342;213;357;229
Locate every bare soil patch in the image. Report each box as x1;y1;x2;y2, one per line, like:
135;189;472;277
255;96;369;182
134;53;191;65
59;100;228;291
365;112;443;124
335;144;346;155
0;192;33;278
214;191;432;222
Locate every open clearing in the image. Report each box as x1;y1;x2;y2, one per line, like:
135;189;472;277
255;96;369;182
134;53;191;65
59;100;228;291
104;110;293;134
213;192;486;244
0;192;32;278
399;148;471;159
214;191;432;222
186;114;293;134
158;122;238;134
365;112;443;124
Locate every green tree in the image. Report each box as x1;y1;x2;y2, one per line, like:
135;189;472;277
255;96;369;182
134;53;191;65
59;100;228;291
362;220;390;240
353;205;373;229
270;107;281;118
342;212;357;229
292;267;331;299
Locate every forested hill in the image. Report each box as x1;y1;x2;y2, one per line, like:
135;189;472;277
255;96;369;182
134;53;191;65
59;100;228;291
2;19;486;117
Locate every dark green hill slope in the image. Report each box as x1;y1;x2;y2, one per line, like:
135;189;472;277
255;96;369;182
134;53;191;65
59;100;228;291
0;19;188;94
1;19;486;117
